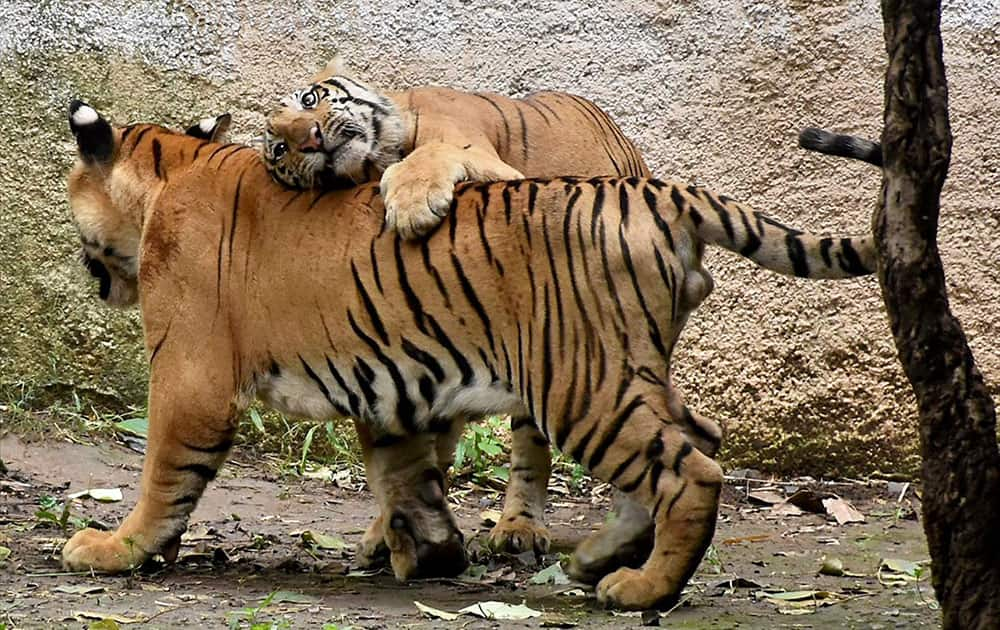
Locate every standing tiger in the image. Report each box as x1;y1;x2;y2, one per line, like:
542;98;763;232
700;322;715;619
263;59;653;574
63;102;875;610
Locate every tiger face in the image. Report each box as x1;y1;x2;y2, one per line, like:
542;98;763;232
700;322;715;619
263;71;406;188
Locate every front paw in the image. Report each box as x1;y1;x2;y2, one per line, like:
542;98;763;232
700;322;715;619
596;566;679;611
355;514;389;569
61;528;147;572
488;514;550;556
380;161;465;240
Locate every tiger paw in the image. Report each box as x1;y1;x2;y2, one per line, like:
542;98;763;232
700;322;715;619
355;514;389;568
566;498;653;584
596;566;679;611
383;511;467;581
488;514;550;556
380;159;466;240
61;528;147;572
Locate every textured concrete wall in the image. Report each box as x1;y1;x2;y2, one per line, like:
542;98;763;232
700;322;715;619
2;0;997;475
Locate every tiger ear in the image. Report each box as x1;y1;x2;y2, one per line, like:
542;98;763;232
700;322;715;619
310;55;350;83
185;113;232;142
69;100;114;164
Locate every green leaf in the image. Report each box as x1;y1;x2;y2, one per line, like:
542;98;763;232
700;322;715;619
0;546;10;562
301;530;348;551
114;418;149;439
491;465;509;482
453;441;467;471
299;424;320;473
529;562;570;585
248;408;265;433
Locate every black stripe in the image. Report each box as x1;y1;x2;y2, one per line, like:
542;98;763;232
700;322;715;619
527;181;539;216
541;209;565;351
180;438;233;454
608;450;641;483
176;463;218;481
587;396;645;471
598;220;628;335
681;407;720;450
418;375;436;405
618;182;630;226
353;357;378;407
326;357;361;417
419;239;452;309
351;262;389;346
472;93;511;153
539;286;553;439
569;422;599;464
514;105;529;164
618;224;667;358
401;337;446;382
214;144;246;169
171;494;198;507
519;97;551;125
394;237;428;334
228;170;244;266
426;314;474;386
149;319;171;365
672;441;693;475
215;215;225;311
785;234;810;277
369;241;385;295
837;238;869;275
652;247;678;323
450;252;496;358
347;312;416;432
665;481;688;516
151;138;165;180
300;355;347;415
128;126;154;155
648;459;664;494
590;183;606;242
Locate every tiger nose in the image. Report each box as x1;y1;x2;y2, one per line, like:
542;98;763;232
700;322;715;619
299;124;322;152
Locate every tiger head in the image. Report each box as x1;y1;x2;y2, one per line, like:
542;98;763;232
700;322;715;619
261;57;407;188
67;102;231;307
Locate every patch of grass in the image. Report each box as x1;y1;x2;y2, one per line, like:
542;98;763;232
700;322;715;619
1;381;144;442
34;495;90;532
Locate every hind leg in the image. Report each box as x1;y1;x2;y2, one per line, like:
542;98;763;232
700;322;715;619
569;403;722;583
354;417;467;570
581;405;723;610
363;427;467;580
488;416;552;555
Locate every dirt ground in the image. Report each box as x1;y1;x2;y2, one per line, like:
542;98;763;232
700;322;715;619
1;432;939;629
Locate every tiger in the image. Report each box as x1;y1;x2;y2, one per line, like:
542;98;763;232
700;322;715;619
262;57;649;239
262;58;654;573
63;102;875;610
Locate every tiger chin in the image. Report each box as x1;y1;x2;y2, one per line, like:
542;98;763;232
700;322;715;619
63;102;876;610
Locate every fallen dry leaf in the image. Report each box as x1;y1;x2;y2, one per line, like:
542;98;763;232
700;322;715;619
822;498;866;525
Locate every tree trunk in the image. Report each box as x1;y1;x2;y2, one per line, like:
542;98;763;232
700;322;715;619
876;1;1000;627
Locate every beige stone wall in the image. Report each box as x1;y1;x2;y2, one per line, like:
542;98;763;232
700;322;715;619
2;1;996;475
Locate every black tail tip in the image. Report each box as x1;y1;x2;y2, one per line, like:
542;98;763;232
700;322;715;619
798;127;834;151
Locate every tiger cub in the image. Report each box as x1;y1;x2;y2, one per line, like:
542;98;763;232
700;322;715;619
63;103;875;609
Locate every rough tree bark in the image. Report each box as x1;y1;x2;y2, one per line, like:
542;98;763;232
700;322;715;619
876;1;1000;627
